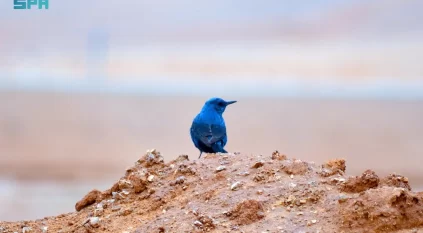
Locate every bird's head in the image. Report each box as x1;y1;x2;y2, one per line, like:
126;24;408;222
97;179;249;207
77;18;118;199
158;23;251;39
202;97;237;114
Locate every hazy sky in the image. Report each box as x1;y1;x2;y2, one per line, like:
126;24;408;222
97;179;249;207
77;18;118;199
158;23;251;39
1;0;422;50
0;0;422;97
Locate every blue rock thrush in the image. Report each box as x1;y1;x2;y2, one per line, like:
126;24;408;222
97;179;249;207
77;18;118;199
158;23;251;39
190;97;237;158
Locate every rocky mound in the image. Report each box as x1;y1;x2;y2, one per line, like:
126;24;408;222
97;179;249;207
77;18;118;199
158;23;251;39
1;150;423;233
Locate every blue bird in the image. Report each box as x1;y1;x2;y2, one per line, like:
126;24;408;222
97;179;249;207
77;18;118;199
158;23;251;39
190;97;237;158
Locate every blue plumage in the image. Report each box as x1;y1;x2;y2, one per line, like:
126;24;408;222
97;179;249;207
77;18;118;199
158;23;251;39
190;97;236;158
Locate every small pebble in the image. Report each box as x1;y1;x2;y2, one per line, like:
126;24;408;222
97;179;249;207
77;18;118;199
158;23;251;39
192;209;199;216
231;181;242;191
22;227;32;233
175;176;186;185
193;220;203;227
337;195;349;203
112;205;122;212
216;166;226;172
148;175;155;182
332;177;346;183
251;161;265;169
96;203;104;209
121;190;130;195
89;217;100;228
307;219;318;226
238;171;250;176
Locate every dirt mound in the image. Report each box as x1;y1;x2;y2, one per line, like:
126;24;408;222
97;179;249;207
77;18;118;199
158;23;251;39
340;186;423;232
1;150;423;233
229;200;265;225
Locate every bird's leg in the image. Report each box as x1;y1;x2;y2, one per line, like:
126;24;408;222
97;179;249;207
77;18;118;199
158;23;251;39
198;152;203;159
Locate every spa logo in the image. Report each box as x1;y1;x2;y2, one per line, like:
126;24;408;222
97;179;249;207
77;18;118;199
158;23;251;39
14;0;49;9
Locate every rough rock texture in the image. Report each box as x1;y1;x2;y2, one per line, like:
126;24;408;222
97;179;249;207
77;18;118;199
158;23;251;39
381;174;412;191
229;200;265;225
1;150;423;233
271;150;287;161
340;169;380;193
281;159;310;175
340;187;423;232
319;159;346;177
75;189;101;211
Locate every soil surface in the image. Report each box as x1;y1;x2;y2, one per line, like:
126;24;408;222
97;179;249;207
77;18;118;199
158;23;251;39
1;150;423;233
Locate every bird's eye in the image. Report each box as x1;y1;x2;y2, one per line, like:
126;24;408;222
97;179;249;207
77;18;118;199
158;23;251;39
218;102;225;106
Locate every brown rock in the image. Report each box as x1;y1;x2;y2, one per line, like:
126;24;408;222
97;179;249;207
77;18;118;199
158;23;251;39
197;215;215;231
129;175;148;193
340;169;379;193
177;164;196;175
75;189;101;211
271;150;287;160
251;161;264;169
174;154;189;163
138;149;165;167
319;159;346;177
118;179;133;190
253;174;266;182
381;174;411;191
281;159;310;175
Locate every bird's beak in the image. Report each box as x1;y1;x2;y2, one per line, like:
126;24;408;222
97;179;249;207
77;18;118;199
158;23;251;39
225;100;237;105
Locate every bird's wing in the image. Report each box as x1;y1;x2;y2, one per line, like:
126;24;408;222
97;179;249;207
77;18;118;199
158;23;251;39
221;132;228;147
191;122;226;148
190;123;202;149
210;123;227;144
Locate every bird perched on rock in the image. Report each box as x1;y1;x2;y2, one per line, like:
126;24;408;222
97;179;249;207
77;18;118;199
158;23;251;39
190;97;237;158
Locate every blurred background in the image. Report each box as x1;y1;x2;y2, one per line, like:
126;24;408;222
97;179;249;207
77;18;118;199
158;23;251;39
1;0;423;221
